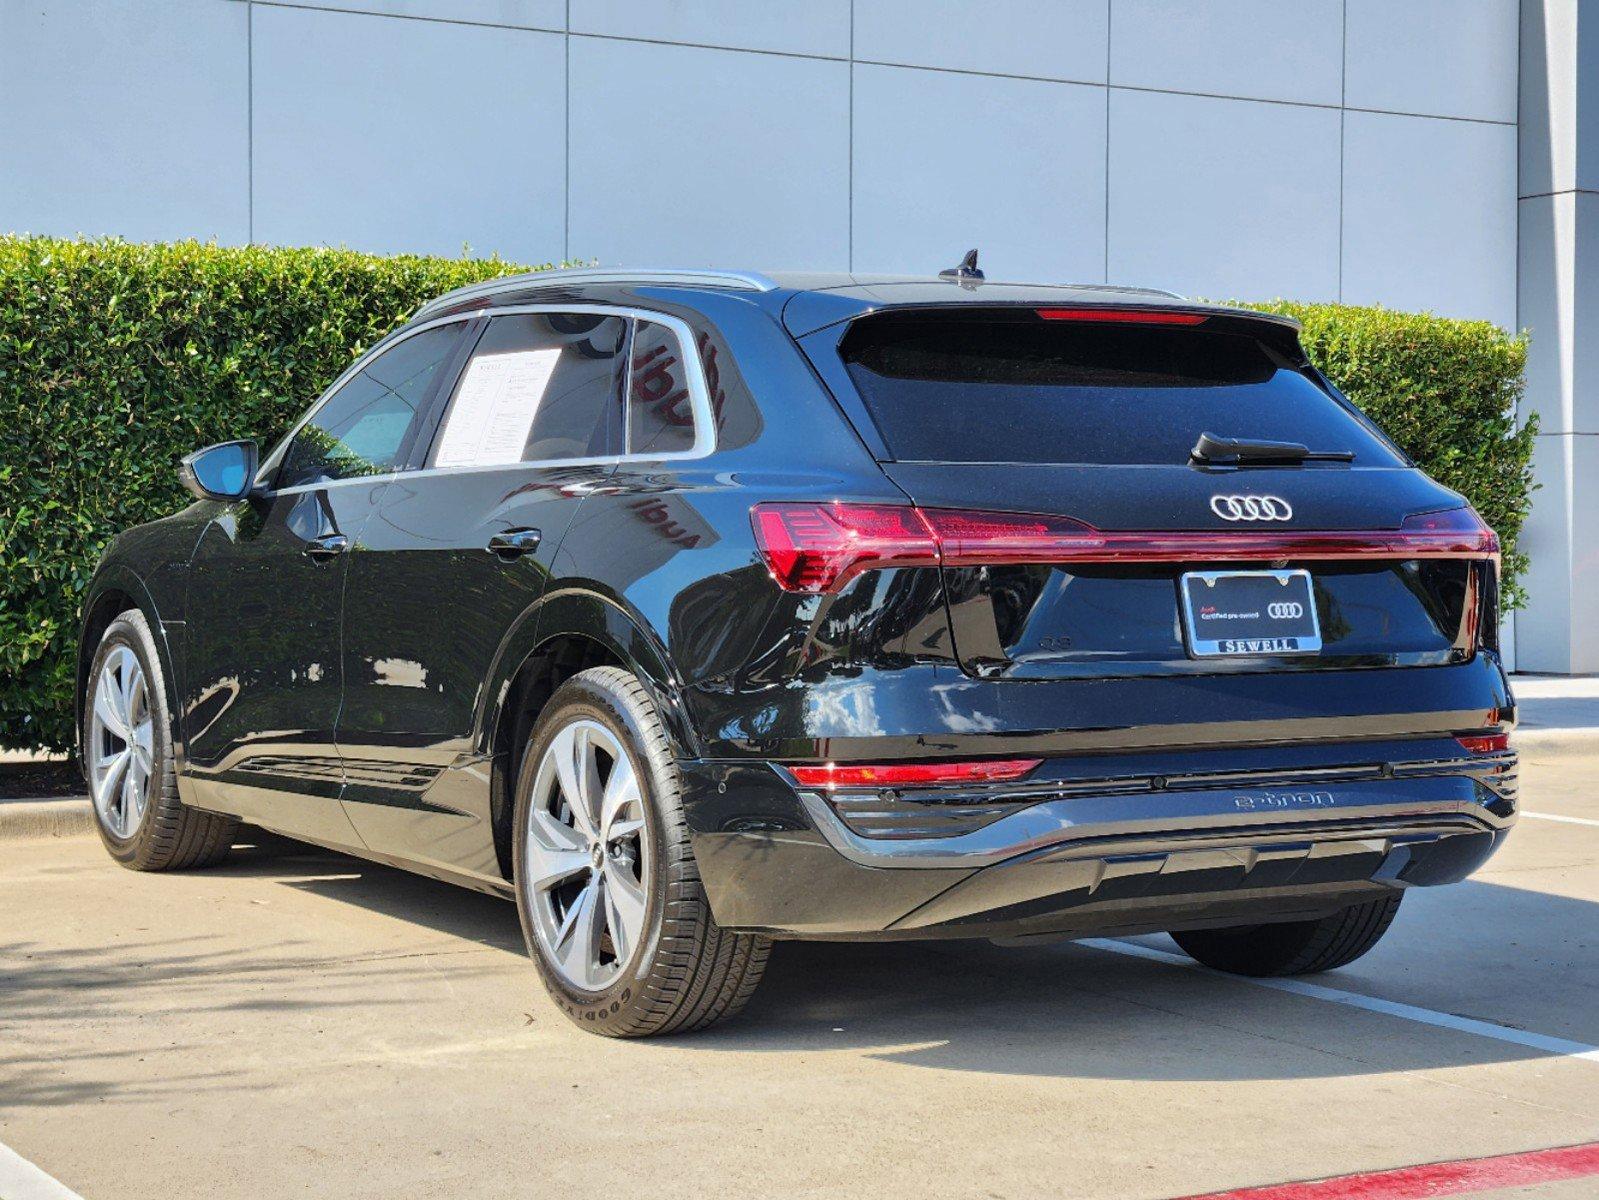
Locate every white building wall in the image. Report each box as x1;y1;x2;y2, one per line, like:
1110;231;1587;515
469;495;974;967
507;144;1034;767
0;0;1520;327
250;7;567;261
0;0;252;244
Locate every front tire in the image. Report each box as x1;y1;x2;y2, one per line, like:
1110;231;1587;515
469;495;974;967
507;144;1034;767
83;609;236;870
512;667;770;1036
1169;893;1403;976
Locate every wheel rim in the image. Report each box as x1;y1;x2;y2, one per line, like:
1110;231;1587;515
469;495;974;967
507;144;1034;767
88;644;154;840
522;719;651;991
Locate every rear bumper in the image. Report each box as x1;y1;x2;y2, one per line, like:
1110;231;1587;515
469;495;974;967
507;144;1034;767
681;739;1517;939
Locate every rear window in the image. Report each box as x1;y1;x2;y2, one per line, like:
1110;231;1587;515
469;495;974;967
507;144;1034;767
839;310;1402;466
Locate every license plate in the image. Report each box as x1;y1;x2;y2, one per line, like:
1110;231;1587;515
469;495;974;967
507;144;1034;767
1179;569;1322;657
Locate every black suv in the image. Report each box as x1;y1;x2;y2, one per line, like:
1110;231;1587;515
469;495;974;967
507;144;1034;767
79;266;1517;1036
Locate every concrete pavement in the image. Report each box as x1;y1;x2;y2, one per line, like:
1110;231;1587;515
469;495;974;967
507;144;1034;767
2;754;1597;1199
1513;676;1599;759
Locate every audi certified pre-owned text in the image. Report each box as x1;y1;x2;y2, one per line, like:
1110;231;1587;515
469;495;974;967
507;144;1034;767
77;265;1517;1035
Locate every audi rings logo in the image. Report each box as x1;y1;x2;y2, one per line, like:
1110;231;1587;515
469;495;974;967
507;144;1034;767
1210;494;1293;522
1267;601;1304;620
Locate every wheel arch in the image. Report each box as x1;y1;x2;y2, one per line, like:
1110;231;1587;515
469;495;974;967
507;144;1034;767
479;586;703;880
76;567;174;760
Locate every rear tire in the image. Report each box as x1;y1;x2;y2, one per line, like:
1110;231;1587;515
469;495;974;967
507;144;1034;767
83;609;237;870
1169;893;1403;976
512;666;770;1036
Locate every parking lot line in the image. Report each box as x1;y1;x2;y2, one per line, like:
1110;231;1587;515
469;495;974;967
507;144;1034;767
1522;811;1599;828
1172;1140;1599;1199
0;1141;85;1200
1080;938;1599;1063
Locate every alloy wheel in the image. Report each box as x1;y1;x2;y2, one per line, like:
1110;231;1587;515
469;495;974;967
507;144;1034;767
88;645;155;840
522;719;651;991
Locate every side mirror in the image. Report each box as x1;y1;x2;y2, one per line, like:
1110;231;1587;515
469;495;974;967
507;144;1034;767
179;440;258;502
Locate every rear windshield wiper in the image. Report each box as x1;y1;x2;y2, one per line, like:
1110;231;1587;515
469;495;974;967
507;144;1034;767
1190;431;1356;466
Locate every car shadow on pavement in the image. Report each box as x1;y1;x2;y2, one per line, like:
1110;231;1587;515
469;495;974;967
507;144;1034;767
222;830;527;953
202;832;1599;1083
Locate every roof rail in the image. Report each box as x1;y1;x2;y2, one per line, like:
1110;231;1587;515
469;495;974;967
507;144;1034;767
411;267;780;320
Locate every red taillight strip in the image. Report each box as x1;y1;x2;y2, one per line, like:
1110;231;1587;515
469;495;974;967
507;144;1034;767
1035;307;1209;325
923;506;1499;566
991;527;1500;566
788;759;1042;789
751;503;1499;594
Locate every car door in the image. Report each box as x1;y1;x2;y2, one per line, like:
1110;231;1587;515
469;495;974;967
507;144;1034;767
181;320;471;847
335;307;630;881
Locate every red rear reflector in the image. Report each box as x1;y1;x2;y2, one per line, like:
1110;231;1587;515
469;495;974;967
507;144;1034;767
1035;307;1208;325
1457;732;1510;754
788;759;1042;789
751;503;1499;594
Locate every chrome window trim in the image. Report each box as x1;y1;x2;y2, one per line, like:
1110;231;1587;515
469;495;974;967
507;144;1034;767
262;303;714;497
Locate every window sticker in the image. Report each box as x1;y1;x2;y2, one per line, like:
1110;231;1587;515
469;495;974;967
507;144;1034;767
434;348;562;467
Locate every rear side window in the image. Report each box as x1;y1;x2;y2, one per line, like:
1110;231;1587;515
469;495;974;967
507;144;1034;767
839;310;1402;466
432;312;627;467
627;318;698;456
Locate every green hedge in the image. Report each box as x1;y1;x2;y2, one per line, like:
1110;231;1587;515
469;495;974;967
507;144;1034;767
1;237;538;751
1248;300;1534;610
0;239;1535;751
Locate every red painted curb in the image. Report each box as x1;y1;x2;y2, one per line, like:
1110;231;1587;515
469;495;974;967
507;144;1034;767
1173;1141;1599;1199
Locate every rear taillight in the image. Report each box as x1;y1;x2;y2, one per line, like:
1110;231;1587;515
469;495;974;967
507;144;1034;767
752;503;1501;594
749;503;937;593
1457;732;1511;754
788;759;1042;789
1394;507;1501;560
750;503;1112;592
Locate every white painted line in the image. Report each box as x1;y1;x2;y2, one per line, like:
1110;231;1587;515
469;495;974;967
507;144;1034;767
1522;810;1599;828
1080;937;1599;1064
0;1142;86;1200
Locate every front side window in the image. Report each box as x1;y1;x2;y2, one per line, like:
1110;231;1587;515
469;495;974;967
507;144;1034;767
431;312;627;467
278;323;464;489
626;319;698;457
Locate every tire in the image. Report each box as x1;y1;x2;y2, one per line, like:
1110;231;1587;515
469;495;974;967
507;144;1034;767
82;609;237;870
1169;893;1403;977
511;666;770;1037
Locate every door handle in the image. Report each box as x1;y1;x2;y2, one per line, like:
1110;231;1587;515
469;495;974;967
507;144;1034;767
486;528;542;561
304;533;349;561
